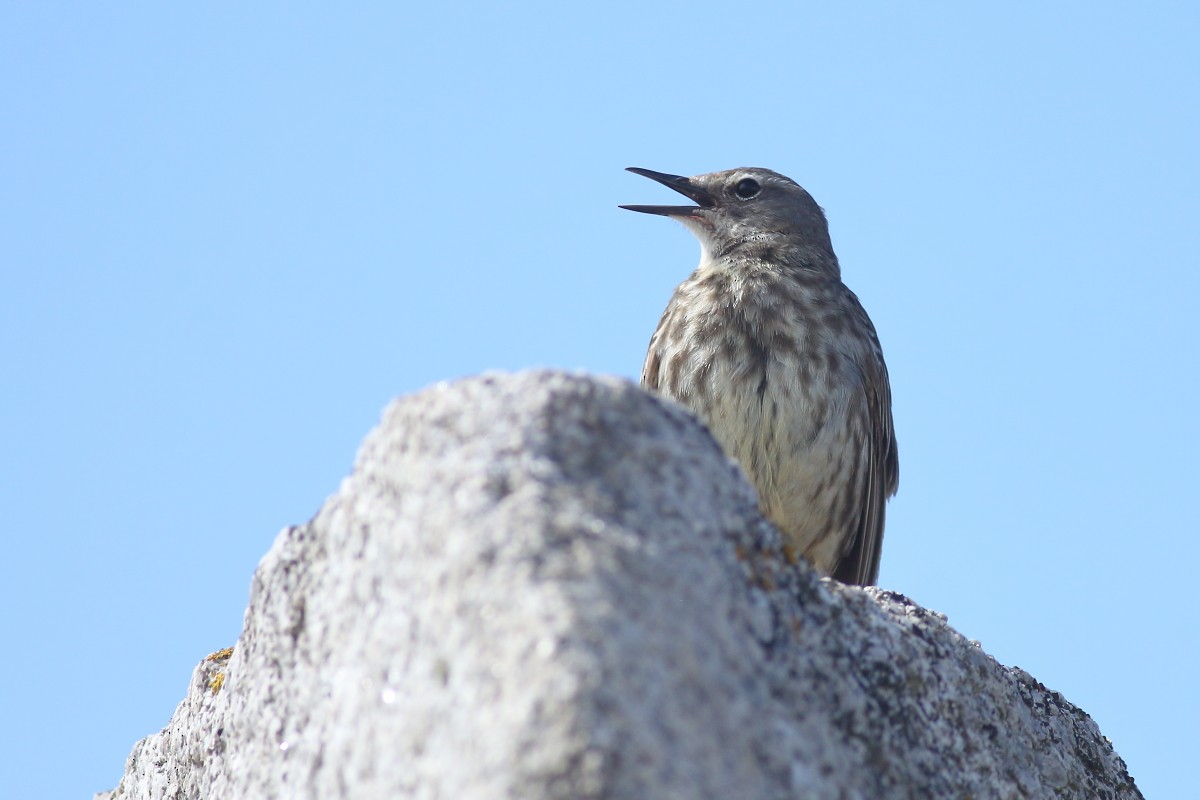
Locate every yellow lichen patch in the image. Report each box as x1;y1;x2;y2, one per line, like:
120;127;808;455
209;671;226;695
206;646;234;662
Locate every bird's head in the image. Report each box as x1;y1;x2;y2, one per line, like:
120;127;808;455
621;167;836;269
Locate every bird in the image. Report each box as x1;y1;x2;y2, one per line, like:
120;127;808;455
621;167;898;586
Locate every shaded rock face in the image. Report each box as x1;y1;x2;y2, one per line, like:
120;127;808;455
98;371;1141;800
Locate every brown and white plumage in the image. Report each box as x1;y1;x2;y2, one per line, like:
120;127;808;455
624;167;898;585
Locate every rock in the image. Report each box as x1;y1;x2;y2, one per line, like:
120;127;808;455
97;370;1142;800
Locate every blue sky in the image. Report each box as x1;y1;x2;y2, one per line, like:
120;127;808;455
2;3;1196;797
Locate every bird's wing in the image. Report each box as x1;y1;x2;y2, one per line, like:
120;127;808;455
831;314;899;586
639;302;676;391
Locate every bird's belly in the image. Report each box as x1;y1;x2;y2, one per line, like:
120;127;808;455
694;357;861;573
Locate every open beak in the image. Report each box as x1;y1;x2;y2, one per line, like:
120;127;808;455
619;167;716;217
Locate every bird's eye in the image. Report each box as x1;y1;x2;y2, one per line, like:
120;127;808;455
733;178;761;199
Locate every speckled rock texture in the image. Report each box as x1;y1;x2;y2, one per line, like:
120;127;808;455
97;370;1142;800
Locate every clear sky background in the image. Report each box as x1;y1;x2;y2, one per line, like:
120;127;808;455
2;3;1195;797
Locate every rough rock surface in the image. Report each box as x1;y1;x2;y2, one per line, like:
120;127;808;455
98;370;1142;800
